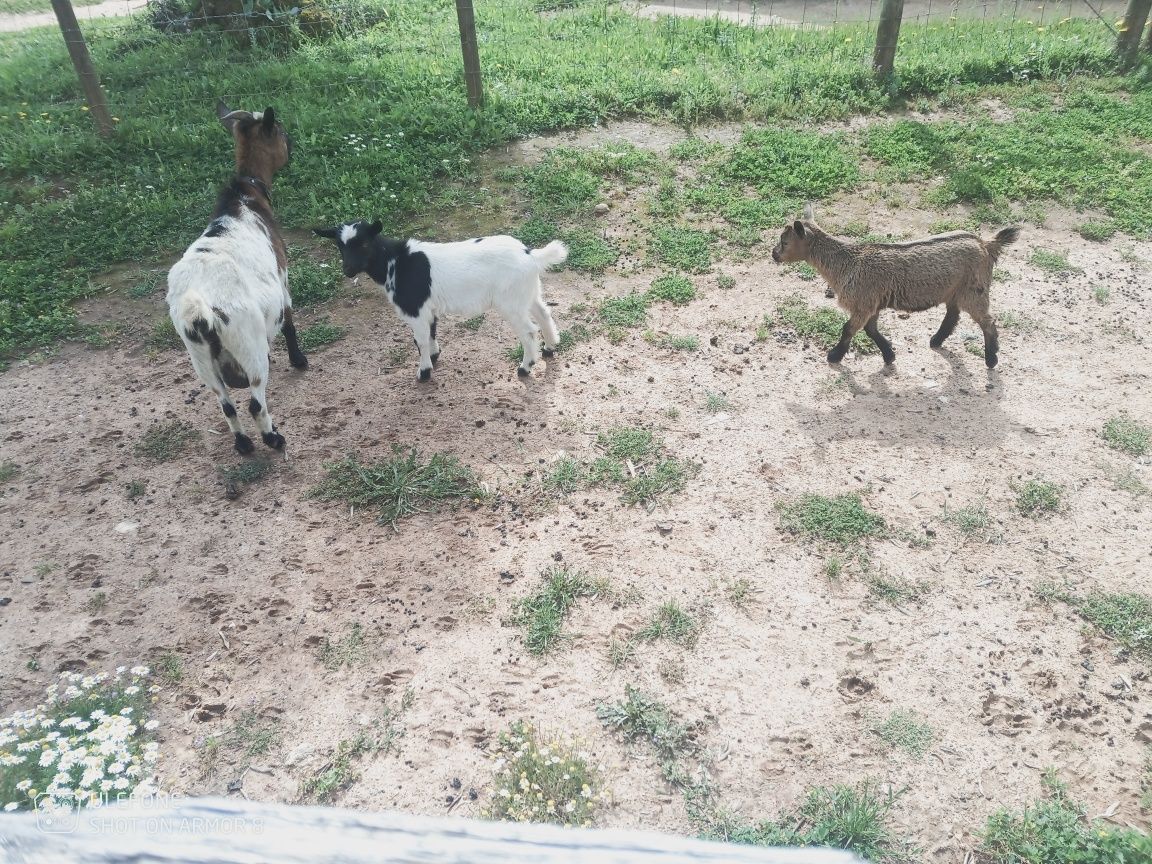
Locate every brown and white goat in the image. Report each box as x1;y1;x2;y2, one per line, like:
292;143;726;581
772;205;1019;368
167;101;307;454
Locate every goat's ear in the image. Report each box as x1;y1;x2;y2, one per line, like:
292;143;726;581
262;108;276;133
793;220;806;238
802;201;815;221
366;220;384;238
216;99;233;120
313;227;338;240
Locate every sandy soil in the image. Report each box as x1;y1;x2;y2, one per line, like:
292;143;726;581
0;0;145;33
1;122;1150;860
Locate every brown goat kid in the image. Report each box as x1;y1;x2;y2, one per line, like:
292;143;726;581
772;207;1020;368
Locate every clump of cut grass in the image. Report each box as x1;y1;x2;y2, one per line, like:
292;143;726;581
219;460;275;485
1029;248;1079;274
154;651;183;686
1101;414;1150;457
778;493;885;546
647;274;697;305
708;783;915;864
651;226;712;273
607;637;636;669
598;293;650;327
543;456;583;494
299;734;374;804
1100;461;1148;497
1077;219;1117;242
135;421;199;462
703;391;730;413
510;566;606;656
997;310;1040;333
621;458;693;506
84;592;108;615
773;296;875;354
1013;478;1063;518
558;323;593;351
565;229;620;272
1075;592;1152;660
871;710;933;758
228;710;280;759
484;720;609;827
311;446;482;525
597;426;658;462
723;577;757;609
1092;285;1110;305
716;273;736;290
944;502;1001;543
0;461;19;484
637;600;703;648
295;320;347;352
823;556;844;580
124;479;146;501
586;427;697;506
317;622;368;671
978;772;1150;863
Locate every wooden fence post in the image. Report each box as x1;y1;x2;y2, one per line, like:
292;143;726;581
50;0;114;136
872;0;905;78
1117;0;1152;66
454;0;484;109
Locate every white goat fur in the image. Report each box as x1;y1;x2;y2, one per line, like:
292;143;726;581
167;209;289;436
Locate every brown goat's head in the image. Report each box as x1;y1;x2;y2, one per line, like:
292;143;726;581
772;202;818;264
217;100;291;183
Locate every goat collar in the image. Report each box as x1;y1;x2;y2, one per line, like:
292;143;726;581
240;175;272;202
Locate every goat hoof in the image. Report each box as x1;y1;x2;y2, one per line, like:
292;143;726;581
234;433;255;455
826;351;845;364
985;355;999;369
262;431;286;450
290;353;309;370
542;347;556;358
883;354;896;365
431;352;440;366
419;369;432;382
517;366;531;378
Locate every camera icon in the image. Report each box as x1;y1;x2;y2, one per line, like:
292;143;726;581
32;795;81;834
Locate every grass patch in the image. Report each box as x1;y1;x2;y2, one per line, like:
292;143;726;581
0;0;104;11
565;228;619;272
311;446;482;525
651;227;712;273
1029;248;1079;274
460;315;485;332
598;293;650;328
1100;461;1148;497
294;320;347;352
484;720;609;826
219;460;276;485
1077;219;1118;242
647;274;696;305
135;421;199;462
0;461;18;484
84;591;107;615
154;652;183;686
146;319;183;351
636;600;703;648
542;455;583;495
944;502;1001;543
645;332;699;351
865;570;930;607
300;735;373;804
707;783;914;864
1076;592;1152;660
597;685;699;774
317;622;368;671
510;566;605;656
773;296;875;354
1092;285;1110;305
702;391;730;413
124;479;146;500
1014;478;1063;518
778;493;885;546
1102;414;1150;457
871;710;933;758
978;772;1151;863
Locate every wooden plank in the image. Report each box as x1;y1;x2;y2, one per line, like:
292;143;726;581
0;797;865;864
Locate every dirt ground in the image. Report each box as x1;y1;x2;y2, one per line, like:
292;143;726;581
1;121;1150;860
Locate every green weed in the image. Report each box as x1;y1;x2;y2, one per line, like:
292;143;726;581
317;622;368;671
1076;592;1152;660
871;710;933;757
219;460;275;485
295;320;347;352
944;502;1001;542
146;319;183;351
598;293;650;328
1092;285;1110;304
135;421;199;462
124;480;146;500
647;274;696;305
778;493;885;546
511;567;605;656
1029;249;1079;274
866;571;931;607
1014;479;1063;517
299;734;374;804
637;600;702;648
703;391;730;413
651;227;712;273
0;462;18;483
460;315;485;332
543;456;583;494
311;446;482;525
1102;414;1150;457
154;652;183;686
1077;219;1118;242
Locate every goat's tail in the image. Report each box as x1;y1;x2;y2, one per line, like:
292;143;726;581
171;292;249;389
986;226;1021;262
529;240;569;270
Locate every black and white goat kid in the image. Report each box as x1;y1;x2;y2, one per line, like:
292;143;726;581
314;221;567;380
167;101;307;455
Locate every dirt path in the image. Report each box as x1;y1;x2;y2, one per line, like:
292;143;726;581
0;0;145;33
1;123;1150;858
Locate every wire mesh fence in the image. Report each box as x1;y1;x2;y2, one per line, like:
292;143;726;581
0;0;1133;133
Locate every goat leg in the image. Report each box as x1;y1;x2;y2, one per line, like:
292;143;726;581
864;314;896;364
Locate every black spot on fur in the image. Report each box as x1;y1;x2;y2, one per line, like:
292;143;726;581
195;247;211;253
212;307;230;325
219;360;248;389
234;433;255;455
184;327;203;344
249;397;263;417
190;317;223;359
276;309;284;325
523;247;531;255
431;317;438;341
222;402;237;418
203;219;228;238
361;238;433;319
473;237;483;243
